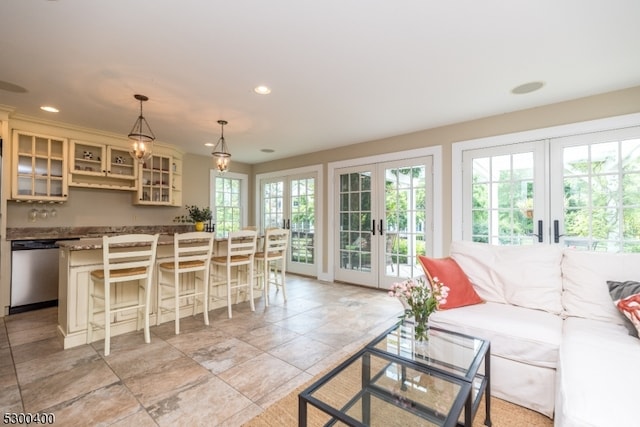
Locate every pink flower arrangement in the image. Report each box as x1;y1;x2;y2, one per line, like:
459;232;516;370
389;276;450;339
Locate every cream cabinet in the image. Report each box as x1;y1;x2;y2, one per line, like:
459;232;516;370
12;130;68;201
69;140;136;190
135;154;173;205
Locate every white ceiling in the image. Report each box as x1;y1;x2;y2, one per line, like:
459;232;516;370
1;1;639;164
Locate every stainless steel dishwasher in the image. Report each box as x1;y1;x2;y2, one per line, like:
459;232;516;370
10;238;78;314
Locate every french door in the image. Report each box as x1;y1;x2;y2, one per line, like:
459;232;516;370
334;156;433;288
460;125;640;252
261;172;317;276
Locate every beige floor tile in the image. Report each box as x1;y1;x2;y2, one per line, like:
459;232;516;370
123;355;212;407
45;382;142;427
7;322;58;347
10;336;65;365
165;326;229;354
218;352;302;401
15;345;99;385
254;370;314;409
148;376;253;427
268;335;336;370
108;408;158;427
190;337;263;374
242;323;300;351
20;357;119;412
0;384;23;413
216;402;264;427
105;339;186;379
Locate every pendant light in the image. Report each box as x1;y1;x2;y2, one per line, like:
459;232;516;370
128;94;155;163
212;119;231;173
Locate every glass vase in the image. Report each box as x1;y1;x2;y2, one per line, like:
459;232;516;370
412;312;430;342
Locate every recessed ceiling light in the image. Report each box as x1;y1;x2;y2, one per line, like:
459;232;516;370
261;148;275;153
40;105;59;113
511;81;544;95
254;85;271;95
204;142;215;147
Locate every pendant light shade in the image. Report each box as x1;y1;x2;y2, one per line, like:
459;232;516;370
212;119;231;173
128;94;155;163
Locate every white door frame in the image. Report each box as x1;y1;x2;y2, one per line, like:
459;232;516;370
326;146;443;282
255;164;323;278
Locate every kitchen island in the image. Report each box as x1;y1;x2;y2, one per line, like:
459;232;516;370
57;234;252;349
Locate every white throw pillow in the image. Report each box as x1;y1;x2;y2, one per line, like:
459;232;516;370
450;241;507;303
561;249;640;324
493;245;564;314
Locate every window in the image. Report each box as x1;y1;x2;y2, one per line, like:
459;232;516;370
210;171;248;237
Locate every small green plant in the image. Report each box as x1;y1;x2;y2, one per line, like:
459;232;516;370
174;205;212;223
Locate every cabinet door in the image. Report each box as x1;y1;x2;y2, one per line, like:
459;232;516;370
70;140;106;176
106;146;136;180
136;154;173;205
12;131;68;201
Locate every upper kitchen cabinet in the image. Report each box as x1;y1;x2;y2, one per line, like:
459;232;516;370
12;130;68;202
69;140;136;190
135;153;176;206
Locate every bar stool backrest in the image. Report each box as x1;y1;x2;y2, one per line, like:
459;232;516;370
226;230;258;260
100;234;159;283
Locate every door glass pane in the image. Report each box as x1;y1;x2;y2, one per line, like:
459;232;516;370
290;177;315;265
339;172;372;272
471;152;534;245
263;181;284;230
563;137;640;252
384;165;426;278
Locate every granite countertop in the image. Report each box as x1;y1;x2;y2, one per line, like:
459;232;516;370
58;234;176;250
6;225;193;241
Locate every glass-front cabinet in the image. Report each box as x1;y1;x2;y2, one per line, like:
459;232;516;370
69;140;136;190
135;154;173;205
12;131;68;201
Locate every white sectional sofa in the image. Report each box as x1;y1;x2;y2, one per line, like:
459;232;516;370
426;241;640;426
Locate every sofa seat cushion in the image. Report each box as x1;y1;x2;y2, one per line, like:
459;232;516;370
429;301;562;368
556;317;640;427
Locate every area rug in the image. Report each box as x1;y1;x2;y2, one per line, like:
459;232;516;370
243;360;553;427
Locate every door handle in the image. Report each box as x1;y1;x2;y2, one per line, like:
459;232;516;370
286;219;290;230
553;220;564;243
529;220;543;243
371;220;376;235
379;219;384;235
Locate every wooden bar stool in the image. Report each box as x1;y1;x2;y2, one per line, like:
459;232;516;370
87;234;159;356
156;232;215;334
210;230;258;318
254;228;289;306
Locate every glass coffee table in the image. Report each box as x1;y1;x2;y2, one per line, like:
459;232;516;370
299;322;491;426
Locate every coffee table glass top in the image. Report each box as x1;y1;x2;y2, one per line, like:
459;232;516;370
368;322;488;383
303;348;471;427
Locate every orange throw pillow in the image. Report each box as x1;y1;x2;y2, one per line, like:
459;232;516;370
418;255;483;310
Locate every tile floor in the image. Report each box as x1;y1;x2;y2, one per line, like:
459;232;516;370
0;275;401;426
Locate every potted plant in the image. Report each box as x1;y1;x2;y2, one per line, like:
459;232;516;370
185;205;212;231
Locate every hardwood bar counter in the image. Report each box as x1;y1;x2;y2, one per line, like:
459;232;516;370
56;233;251;349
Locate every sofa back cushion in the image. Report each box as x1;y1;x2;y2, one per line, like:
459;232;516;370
495;244;564;314
562;249;640;324
450;241;507;303
450;241;564;314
